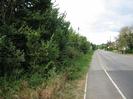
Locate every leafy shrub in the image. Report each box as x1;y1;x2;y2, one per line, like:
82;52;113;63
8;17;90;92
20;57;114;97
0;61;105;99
0;36;24;76
0;0;92;98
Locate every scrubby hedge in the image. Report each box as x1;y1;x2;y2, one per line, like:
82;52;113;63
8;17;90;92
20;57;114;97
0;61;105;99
0;0;91;84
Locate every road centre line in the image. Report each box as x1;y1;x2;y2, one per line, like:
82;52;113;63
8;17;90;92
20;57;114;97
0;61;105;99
97;52;127;99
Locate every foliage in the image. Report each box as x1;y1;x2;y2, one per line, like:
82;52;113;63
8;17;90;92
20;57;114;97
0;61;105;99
116;26;133;53
0;35;24;76
0;0;92;98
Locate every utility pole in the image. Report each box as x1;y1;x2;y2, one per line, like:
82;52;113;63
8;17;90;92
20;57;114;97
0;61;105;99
78;27;80;33
109;35;111;43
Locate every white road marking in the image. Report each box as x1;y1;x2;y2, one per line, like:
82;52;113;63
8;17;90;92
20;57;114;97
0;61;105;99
84;73;88;99
102;66;127;99
97;51;127;99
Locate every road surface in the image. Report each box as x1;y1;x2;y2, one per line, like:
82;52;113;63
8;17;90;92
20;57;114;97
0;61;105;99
85;50;133;99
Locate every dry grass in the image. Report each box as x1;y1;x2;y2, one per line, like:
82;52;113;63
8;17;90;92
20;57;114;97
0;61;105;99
53;75;86;99
6;52;92;99
10;74;67;99
10;74;86;99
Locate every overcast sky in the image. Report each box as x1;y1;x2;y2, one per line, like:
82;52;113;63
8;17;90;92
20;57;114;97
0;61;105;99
53;0;133;44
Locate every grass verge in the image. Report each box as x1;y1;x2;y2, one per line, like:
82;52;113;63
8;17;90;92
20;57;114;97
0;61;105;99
0;51;93;99
53;51;93;99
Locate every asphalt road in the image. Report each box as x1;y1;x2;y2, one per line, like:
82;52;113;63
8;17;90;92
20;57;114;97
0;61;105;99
85;50;133;99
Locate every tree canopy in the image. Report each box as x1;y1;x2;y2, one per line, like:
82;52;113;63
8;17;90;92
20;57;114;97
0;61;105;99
116;26;133;53
0;0;91;78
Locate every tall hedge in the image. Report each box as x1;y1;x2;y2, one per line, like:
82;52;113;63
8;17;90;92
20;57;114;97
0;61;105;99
0;0;91;78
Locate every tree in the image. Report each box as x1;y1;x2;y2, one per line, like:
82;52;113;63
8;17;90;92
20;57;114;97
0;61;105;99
0;36;24;76
0;0;91;78
116;26;133;53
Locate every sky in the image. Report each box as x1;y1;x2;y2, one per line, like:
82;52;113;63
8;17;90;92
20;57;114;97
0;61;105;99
53;0;133;44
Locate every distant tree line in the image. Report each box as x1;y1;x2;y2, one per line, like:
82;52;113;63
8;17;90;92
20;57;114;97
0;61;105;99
116;26;133;53
99;26;133;53
0;0;91;79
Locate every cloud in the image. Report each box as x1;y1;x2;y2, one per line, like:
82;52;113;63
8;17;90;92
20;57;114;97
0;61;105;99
54;0;133;44
89;0;133;32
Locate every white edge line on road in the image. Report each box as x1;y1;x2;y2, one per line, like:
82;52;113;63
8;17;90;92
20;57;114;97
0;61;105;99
84;72;88;99
102;66;127;99
97;51;127;99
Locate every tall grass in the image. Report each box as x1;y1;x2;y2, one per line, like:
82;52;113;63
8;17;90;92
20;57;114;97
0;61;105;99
67;51;93;80
0;51;93;99
53;51;93;99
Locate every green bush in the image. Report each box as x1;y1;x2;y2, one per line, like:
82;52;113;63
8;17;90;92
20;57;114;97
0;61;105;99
0;0;92;98
0;36;24;76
